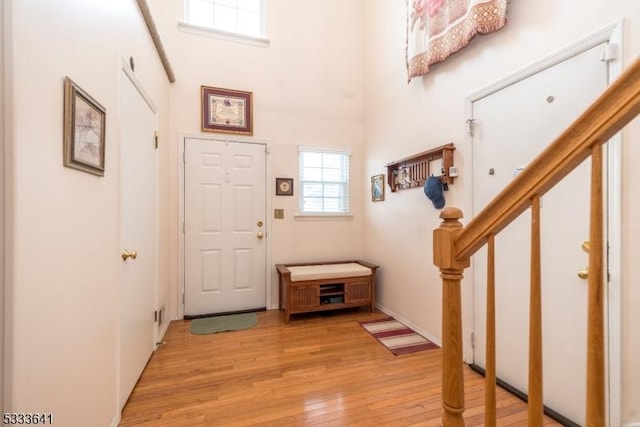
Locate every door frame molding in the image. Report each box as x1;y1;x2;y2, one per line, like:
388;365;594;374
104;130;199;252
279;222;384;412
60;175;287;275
121;59;158;114
117;58;160;412
178;134;272;319
120;58;161;345
463;21;623;426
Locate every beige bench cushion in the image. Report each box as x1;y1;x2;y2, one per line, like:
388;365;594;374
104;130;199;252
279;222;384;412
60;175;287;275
287;263;371;282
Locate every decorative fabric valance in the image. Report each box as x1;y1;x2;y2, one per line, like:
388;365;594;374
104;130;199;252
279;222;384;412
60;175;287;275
406;0;509;82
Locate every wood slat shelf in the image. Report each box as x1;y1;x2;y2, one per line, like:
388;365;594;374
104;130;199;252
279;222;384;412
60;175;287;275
385;143;456;192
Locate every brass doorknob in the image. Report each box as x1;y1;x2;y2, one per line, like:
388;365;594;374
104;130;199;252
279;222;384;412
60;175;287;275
257;231;264;239
577;267;588;280
582;240;591;253
122;250;138;261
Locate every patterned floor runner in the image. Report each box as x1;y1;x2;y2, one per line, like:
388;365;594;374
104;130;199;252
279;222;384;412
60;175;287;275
359;317;439;355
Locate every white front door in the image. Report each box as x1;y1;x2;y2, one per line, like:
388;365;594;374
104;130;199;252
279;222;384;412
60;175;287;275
119;70;157;409
184;138;267;316
471;43;608;425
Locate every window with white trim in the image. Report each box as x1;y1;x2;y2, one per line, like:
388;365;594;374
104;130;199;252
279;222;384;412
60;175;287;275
184;0;264;38
298;147;350;215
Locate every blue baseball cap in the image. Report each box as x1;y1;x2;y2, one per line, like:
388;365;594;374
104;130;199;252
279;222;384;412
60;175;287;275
424;176;445;209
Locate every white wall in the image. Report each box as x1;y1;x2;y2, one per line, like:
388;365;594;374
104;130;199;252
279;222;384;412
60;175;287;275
7;0;171;425
1;0;6;414
362;0;639;423
148;0;366;313
2;0;17;415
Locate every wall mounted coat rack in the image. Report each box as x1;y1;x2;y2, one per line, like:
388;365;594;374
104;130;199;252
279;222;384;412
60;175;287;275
385;143;455;192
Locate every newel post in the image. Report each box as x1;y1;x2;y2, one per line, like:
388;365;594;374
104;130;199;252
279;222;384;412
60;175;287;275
434;208;470;427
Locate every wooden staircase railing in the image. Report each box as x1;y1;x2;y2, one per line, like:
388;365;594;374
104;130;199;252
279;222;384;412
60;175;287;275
433;56;640;426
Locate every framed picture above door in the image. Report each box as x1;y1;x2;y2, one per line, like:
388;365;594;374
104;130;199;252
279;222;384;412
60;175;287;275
201;86;253;135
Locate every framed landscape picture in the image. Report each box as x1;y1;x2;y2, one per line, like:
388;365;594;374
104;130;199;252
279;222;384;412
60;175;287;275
201;86;253;135
63;77;106;176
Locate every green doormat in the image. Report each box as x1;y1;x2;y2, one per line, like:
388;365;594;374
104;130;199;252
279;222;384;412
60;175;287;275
189;312;258;335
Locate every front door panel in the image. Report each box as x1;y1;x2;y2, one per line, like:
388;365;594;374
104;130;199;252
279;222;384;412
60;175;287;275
184;138;266;316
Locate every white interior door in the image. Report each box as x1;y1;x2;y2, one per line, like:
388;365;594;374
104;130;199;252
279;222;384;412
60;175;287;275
184;138;266;316
119;70;157;409
471;44;608;425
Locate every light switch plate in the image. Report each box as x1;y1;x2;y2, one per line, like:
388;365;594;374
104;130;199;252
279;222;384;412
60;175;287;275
274;209;284;219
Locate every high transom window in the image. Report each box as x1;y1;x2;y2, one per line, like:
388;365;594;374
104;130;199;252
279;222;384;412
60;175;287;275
184;0;264;38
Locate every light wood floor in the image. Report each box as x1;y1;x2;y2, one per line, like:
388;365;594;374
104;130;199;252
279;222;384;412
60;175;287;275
119;309;560;426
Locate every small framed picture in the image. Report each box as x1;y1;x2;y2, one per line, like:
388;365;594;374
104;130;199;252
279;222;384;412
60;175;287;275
276;178;294;196
201;86;253;135
63;77;106;176
371;174;385;202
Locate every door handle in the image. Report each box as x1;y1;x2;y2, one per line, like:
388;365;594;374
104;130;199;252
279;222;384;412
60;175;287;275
577;267;588;280
256;232;264;239
122;250;138;261
578;240;590;279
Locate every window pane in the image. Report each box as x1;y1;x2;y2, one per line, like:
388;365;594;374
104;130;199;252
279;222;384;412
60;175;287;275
303;198;323;212
214;0;237;7
323;183;345;198
322;153;344;168
302;167;322;181
323;198;342;212
238;0;260;12
323;167;346;182
302;152;322;168
188;0;214;27
299;150;349;214
186;0;263;37
213;4;237;32
238;10;260;36
303;183;323;197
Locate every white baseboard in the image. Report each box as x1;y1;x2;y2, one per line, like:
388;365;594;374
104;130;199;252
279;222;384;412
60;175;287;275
375;303;442;347
624;423;640;427
109;413;121;427
159;319;170;339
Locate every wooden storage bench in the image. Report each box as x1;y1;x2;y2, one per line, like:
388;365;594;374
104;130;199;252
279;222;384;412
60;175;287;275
276;260;379;322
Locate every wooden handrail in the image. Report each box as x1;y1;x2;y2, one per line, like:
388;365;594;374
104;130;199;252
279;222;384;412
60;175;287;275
454;57;640;261
135;0;176;83
435;56;640;426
